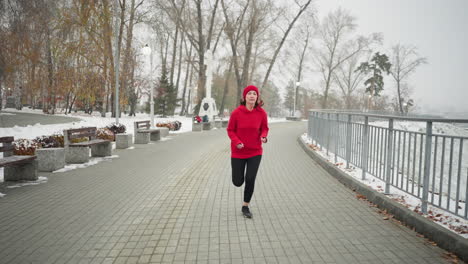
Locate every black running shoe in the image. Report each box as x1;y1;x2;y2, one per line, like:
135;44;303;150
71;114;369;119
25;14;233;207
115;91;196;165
242;206;252;218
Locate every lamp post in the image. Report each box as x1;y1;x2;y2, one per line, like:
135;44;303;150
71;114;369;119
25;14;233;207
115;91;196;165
141;44;154;127
293;81;300;117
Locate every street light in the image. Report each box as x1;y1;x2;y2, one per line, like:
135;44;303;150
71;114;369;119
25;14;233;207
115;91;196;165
293;81;300;117
141;44;154;127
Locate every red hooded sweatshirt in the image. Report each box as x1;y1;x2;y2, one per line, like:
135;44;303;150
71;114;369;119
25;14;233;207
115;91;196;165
227;105;269;159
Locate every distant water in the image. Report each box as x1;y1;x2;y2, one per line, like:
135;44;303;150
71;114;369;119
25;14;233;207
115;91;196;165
441;112;468;129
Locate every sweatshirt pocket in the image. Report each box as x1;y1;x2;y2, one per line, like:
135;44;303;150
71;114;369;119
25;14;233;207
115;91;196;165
242;136;261;149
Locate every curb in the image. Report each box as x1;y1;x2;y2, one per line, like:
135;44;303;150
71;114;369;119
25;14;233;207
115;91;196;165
297;136;468;262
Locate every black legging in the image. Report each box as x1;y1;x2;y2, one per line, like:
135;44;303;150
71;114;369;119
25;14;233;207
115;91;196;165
231;155;262;203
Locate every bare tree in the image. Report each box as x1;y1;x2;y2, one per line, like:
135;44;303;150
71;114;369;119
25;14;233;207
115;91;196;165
293;21;313;115
315;8;381;108
333;49;369;109
389;43;427;113
221;0;250;101
260;0;312;91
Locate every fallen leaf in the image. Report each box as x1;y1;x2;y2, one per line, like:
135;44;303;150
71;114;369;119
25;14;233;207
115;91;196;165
356;194;366;200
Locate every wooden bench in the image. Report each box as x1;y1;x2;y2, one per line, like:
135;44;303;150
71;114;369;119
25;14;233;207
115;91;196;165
0;136;38;181
134;121;161;144
63;127;112;163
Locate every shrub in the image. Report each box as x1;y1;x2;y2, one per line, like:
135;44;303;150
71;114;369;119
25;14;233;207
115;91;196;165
35;134;64;148
96;127;115;141
106;122;126;134
156;121;182;131
13;138;39;155
70;137;89;143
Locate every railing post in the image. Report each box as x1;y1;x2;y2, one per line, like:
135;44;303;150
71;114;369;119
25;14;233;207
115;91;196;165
385;118;394;194
421;121;433;214
361;116;369;180
335;113;339;163
326;113;331;155
345;114;352;169
308;111;313;142
319;113;323;151
313;112;318;145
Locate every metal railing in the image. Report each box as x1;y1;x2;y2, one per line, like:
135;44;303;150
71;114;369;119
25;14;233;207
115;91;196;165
308;110;468;219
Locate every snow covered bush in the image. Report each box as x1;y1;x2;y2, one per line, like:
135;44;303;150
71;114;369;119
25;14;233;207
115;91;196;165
96;127;115;141
106;122;126;134
35;134;64;148
13;138;39;155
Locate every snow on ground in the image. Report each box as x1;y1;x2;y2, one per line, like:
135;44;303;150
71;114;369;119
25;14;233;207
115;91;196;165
301;133;468;239
0;108;288;196
370;120;468;137
53;155;119;173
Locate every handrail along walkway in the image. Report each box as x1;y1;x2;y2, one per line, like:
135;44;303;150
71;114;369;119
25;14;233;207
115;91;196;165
308;109;468;219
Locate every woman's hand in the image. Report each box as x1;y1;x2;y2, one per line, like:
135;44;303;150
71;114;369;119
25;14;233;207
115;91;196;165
236;143;244;149
261;137;267;143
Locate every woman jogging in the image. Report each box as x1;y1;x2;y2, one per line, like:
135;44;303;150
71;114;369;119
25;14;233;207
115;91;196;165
227;85;269;218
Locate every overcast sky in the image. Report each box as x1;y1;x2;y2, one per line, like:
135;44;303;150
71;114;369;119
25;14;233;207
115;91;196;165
316;0;468;113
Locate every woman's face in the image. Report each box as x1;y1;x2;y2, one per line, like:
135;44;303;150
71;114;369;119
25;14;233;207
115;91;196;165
246;90;258;104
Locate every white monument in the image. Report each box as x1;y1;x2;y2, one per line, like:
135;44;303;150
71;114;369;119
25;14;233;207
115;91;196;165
198;49;217;122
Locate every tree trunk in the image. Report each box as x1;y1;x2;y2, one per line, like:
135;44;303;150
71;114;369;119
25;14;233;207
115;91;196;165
175;30;184;103
295;30;309;111
321;67;333;109
240;11;256;88
249;43;259;84
129;53;137;116
170;25;179;86
396;80;403;113
68;94;76;114
219;59;233;117
221;0;246;102
179;44;192;116
195;0;206;105
102;0;116;116
113;0;125;117
122;0;137;116
46;26;54;114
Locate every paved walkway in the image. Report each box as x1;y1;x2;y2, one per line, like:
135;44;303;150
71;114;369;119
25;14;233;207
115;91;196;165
0;122;451;263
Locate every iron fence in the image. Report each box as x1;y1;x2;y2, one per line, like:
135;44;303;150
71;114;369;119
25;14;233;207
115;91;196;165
308;110;468;219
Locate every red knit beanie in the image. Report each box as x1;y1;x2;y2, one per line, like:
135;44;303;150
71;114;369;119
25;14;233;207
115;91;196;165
242;85;259;100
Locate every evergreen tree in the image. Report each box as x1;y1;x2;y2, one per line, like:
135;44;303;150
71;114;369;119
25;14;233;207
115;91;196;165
154;70;180;117
283;81;295;116
356;52;391;109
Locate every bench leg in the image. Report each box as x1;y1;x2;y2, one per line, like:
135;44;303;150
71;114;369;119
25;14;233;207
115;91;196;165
4;160;38;181
66;147;90;163
91;142;112;157
150;131;160;141
135;132;150;144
